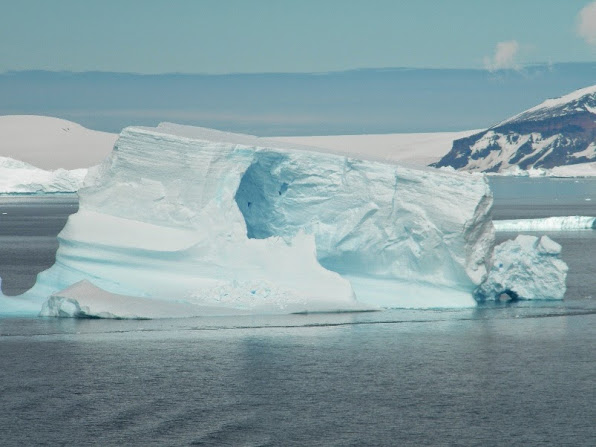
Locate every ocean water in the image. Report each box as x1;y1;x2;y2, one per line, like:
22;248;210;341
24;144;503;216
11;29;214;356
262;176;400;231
1;179;595;446
0;195;77;296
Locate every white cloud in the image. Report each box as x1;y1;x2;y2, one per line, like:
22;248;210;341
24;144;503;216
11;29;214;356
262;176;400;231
484;40;520;71
577;1;596;45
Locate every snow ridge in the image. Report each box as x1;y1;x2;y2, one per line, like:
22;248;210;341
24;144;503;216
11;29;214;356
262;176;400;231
498;84;596;126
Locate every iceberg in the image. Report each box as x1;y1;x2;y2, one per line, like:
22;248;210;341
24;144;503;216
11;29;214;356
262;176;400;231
477;235;568;301
493;216;596;232
1;123;497;317
0;156;87;194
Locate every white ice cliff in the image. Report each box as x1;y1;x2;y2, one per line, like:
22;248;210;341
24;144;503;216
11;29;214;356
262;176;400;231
478;235;568;301
1;123;502;317
493;216;596;232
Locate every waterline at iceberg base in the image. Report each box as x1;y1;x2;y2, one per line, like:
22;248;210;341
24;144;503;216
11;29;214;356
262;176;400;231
0;124;566;318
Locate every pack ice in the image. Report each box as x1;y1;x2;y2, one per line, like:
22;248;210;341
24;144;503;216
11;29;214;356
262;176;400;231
0;124;565;317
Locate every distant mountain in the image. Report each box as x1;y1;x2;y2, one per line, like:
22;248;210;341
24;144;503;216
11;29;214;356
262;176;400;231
434;85;596;172
4;63;596;135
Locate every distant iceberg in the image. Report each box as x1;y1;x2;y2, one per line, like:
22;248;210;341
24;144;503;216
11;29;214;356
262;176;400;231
490;164;596;178
0;123;568;318
0;156;87;194
494;216;596;232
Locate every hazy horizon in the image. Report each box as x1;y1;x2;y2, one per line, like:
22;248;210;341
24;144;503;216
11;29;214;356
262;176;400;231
3;61;596;76
3;63;596;136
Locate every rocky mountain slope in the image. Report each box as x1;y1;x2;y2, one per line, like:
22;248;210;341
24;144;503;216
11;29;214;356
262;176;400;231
433;85;596;172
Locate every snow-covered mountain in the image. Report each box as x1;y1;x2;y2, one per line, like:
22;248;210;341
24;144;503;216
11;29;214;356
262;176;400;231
433;85;596;173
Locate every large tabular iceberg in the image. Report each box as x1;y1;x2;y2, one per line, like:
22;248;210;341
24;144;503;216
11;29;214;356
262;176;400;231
2;123;500;317
493;216;596;232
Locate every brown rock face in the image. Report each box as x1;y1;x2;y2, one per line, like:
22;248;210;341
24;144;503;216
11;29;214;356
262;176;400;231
433;89;596;172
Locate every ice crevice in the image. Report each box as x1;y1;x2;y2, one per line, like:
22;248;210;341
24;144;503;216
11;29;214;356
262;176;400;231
0;123;569;318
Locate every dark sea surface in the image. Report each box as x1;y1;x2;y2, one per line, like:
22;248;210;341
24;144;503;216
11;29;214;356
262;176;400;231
0;195;77;296
1;178;596;446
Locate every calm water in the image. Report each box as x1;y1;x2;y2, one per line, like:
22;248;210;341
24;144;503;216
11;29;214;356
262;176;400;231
0;194;78;296
1;179;595;446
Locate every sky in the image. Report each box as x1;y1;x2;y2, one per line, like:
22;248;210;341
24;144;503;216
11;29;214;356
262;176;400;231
1;0;596;74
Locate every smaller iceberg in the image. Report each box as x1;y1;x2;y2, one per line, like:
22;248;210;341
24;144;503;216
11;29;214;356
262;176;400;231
477;235;568;301
493;216;596;232
0;156;87;194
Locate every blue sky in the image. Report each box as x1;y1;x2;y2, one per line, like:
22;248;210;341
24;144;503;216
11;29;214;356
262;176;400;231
1;0;596;74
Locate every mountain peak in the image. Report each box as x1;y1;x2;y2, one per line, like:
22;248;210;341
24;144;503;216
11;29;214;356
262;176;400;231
434;85;596;173
497;84;596;127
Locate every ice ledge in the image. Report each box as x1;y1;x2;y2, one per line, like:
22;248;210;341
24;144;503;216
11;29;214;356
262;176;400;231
40;280;373;319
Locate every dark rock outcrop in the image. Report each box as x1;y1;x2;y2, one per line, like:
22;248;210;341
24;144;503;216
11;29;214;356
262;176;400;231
433;86;596;172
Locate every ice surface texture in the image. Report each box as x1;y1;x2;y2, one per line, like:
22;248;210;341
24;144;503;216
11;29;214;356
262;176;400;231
1;123;499;316
478;235;568;301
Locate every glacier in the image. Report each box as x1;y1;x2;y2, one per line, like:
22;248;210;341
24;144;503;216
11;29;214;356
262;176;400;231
493;216;596;232
478;235;568;301
0;123;569;318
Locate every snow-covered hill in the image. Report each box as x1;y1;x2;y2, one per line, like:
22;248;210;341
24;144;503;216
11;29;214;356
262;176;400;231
0;115;117;170
434;85;596;173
